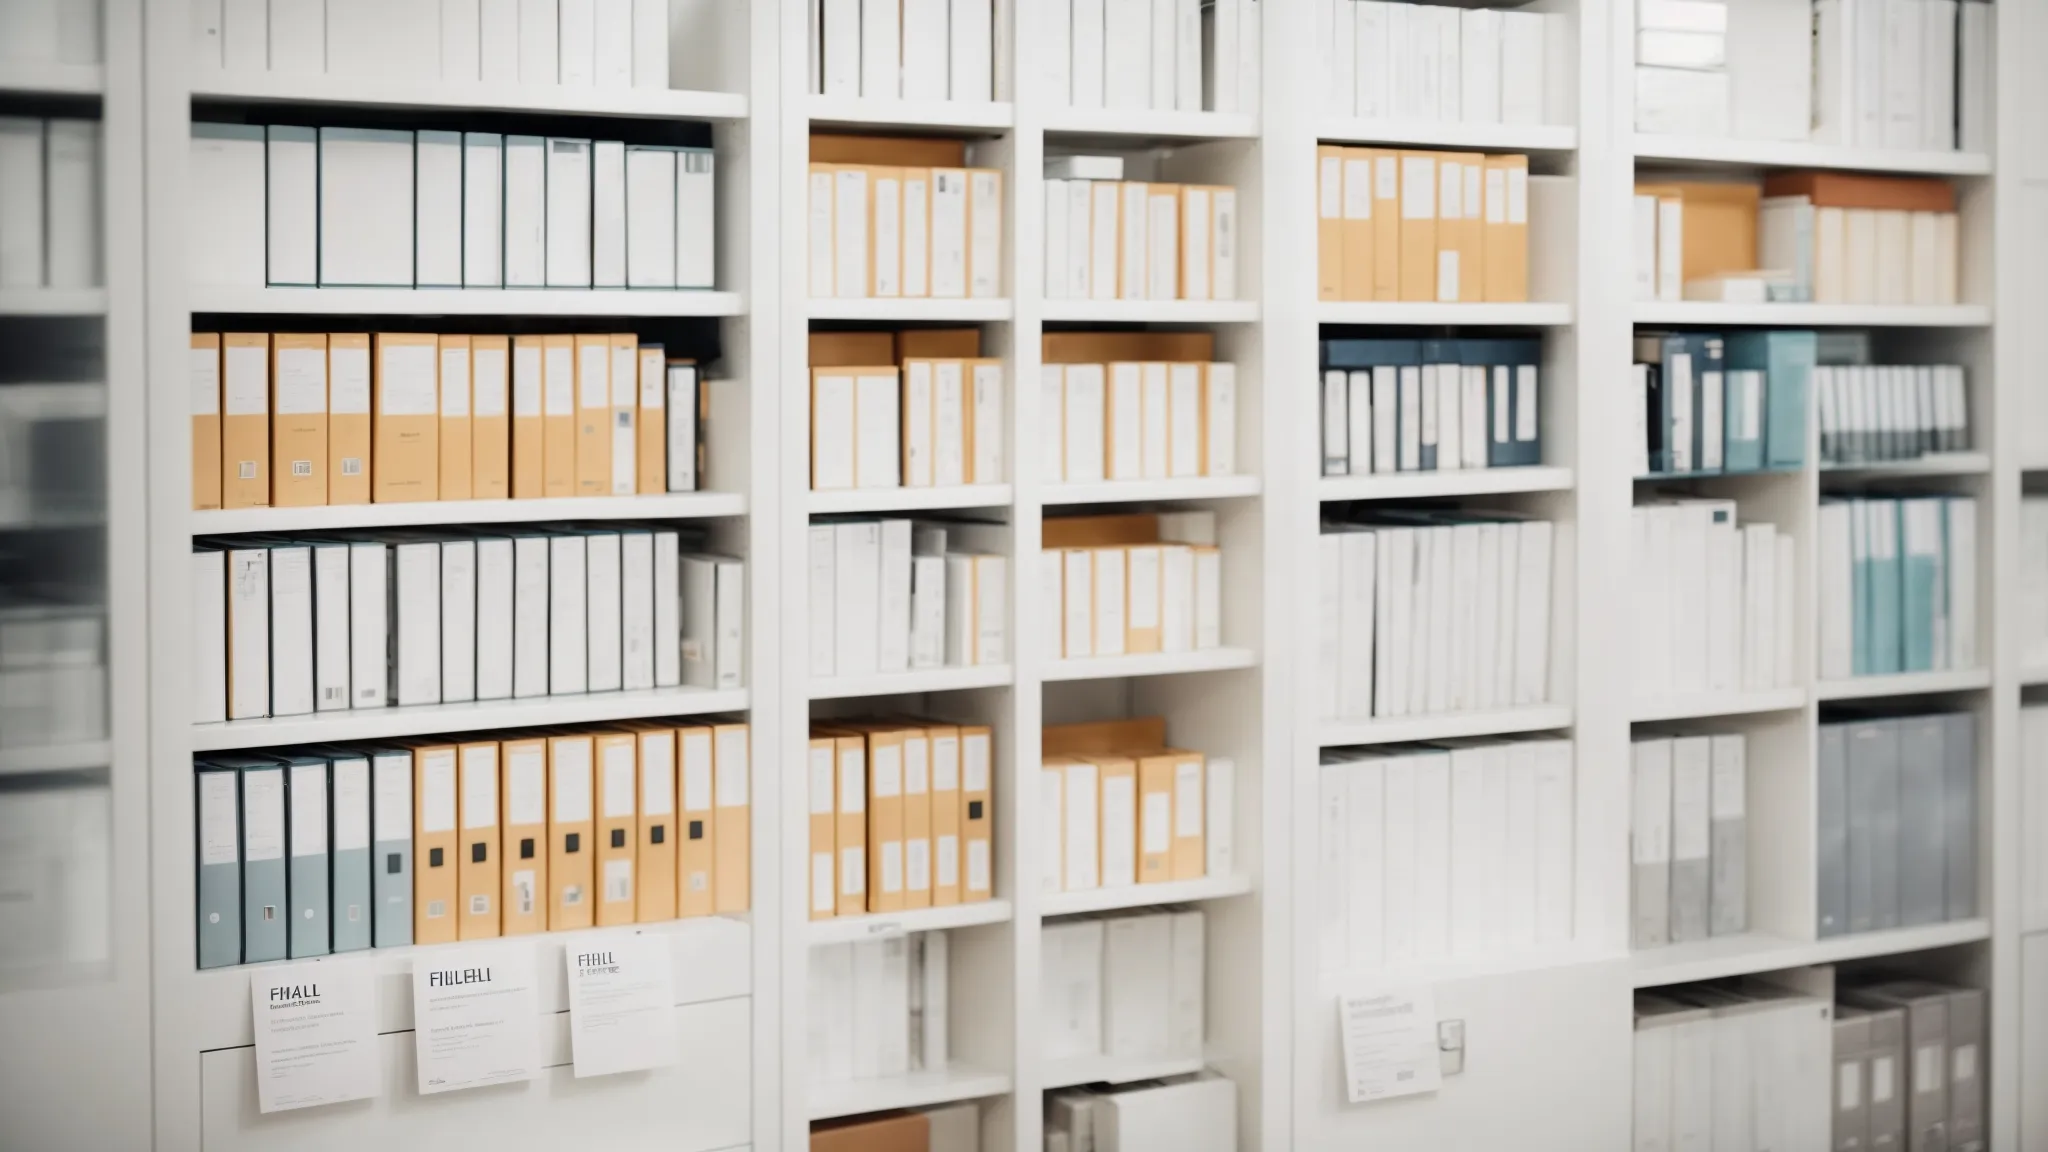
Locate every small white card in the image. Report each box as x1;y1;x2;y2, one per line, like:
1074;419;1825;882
1338;983;1443;1105
565;932;678;1077
249;961;380;1113
412;943;541;1095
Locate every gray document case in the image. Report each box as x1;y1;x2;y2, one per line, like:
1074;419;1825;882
371;748;414;947
326;751;374;953
1941;712;1976;920
231;756;288;963
1818;724;1850;937
194;764;242;968
1896;718;1947;927
280;754;332;958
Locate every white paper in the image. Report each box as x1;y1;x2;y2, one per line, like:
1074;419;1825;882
249;961;379;1113
411;944;542;1094
1338;983;1443;1104
564;932;678;1077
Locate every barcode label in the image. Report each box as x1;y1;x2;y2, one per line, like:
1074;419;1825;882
342;457;363;475
426;899;446;918
238;461;256;479
322;687;345;702
292;460;313;477
563;885;583;906
604;860;632;902
468;894;490;915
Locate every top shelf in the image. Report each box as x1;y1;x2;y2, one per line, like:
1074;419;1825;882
191;71;748;121
1319;119;1577;152
1633;134;1992;177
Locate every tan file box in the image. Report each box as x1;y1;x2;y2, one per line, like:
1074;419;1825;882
1137;753;1174;883
810;330;898;367
833;732;869;915
1398;152;1439;302
268;332;328;507
1317;145;1345;300
1372;151;1401;301
411;742;460;945
1761;171;1956;213
1179;185;1215;301
809;736;838;919
1484;154;1530;303
960;724;994;902
631;724;678;923
1087;752;1138;888
1042;716;1170;757
677;724;718;918
963;356;1001;483
900;726;933;909
1668;179;1758;285
1456;158;1485;304
372;332;439;503
1041;331;1215;364
966;167;1003;296
222;332;271;509
1043;512;1161;549
809;133;968;168
897;328;982;359
548;732;597;931
499;736;549;937
457;740;502;939
1341;148;1377;302
636;345;667;494
1041;757;1074;891
868;165;903;297
1164;749;1205;879
608;333;637;495
542;333;577;497
574;333;612;496
900;166;932;296
711;721;750;912
438;334;474;501
1125;544;1163;654
191;332;222;510
470;334;510;499
927;723;962;906
512;334;547;498
595;731;638;925
865;727;907;913
1118;180;1150;299
327;332;372;505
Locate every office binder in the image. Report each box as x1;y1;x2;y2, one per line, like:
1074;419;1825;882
1316;146;1344;300
1818;722;1849;937
222;545;268;720
961;726;993;902
584;529;624;693
809;737;837;918
196;763;242;968
265;126;318;287
189;334;223;510
318;128;414;287
713;722;751;911
454;740;500;939
546;138;594;286
1943;712;1976;920
372;333;439;503
220;332;270;509
409;742;459;945
866;728;907;913
626;725;676;923
549;532;589;694
833;731;869;914
677;724;716;917
222;756;289;964
499;736;547;936
278;753;332;958
433;335;473;501
595;731;638;925
1631;738;1673;950
592;140;627;288
462;133;504;287
470;335;510;499
266;543;314;718
549;732;597;930
369;748;412;948
634;346;667;494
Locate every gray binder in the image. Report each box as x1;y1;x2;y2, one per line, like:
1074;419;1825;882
1833;1011;1870;1152
221;754;288;963
1818;724;1849;937
1844;983;1950;1152
1895;717;1946;927
277;753;331;957
1941;712;1976;920
325;749;373;952
1841;1004;1908;1152
194;762;242;968
1708;733;1747;937
1945;988;1985;1152
370;747;414;947
1847;720;1900;932
1669;735;1711;943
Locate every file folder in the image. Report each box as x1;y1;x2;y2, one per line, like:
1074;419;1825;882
678;724;717;917
575;333;613;495
373;332;440;502
221;332;270;509
961;725;993;902
470;334;510;498
636;345;667;493
511;334;545;497
713;721;751;912
1317;145;1344;299
810;736;837;919
867;727;907;913
1398;153;1438;302
268;332;328;507
834;732;869;915
196;762;243;967
633;724;678;922
280;754;332;957
902;727;933;909
1341;148;1377;301
234;756;288;963
412;742;460;945
190;333;223;510
596;730;638;925
327;332;372;505
370;748;413;946
543;333;577;497
456;740;500;938
438;335;473;500
1137;752;1173;884
549;733;597;930
929;724;962;906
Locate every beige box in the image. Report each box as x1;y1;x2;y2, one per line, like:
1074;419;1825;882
411;742;460;945
865;727;906;913
1317;146;1345;300
711;721;750;912
221;332;270;509
190;333;222;510
499;735;549;936
542;333;577;497
438;334;474;500
928;723;962;906
547;732;597;931
511;334;547;498
271;332;330;507
1342;148;1378;302
470;334;511;499
327;332;373;505
574;333;612;496
1137;752;1174;883
457;740;502;939
636;344;667;494
677;724;717;918
594;730;638;926
960;724;994;901
371;332;439;503
1398;152;1439;302
1484;153;1529;303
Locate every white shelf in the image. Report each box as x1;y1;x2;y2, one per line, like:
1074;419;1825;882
1318;466;1573;502
0;288;107;316
1631;687;1807;724
1819;453;1991;478
191;687;749;752
1320;119;1578;152
1316;302;1572;326
0;742;110;775
1044;475;1263;505
806;485;1012;515
1043;873;1254;918
1320;704;1573;748
808;1066;1013;1122
808;665;1013;701
807;95;1013;131
807;297;1013;322
1632;134;1992;176
1630;920;1993;989
193;492;746;535
1043;647;1257;683
2024;665;2048;687
1041;299;1259;324
1814;668;1992;701
1045;107;1258;139
193;72;748;119
1633;302;1991;327
1042;1054;1206;1092
806;900;1013;946
191;286;744;316
0;60;104;96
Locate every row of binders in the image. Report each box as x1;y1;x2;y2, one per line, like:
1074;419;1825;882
2019;500;2048;672
1815;496;1978;680
813;1102;981;1152
1627;732;1748;951
1040;341;1237;485
1630;499;1794;697
1045;1075;1238;1152
1318;736;1576;972
1316;512;1554;720
1632;978;1987;1152
192;0;679;90
806;718;997;917
1814;0;1994;150
1041;909;1205;1067
809;519;1006;677
1631;331;1809;477
809;329;1003;491
1316;149;1531;304
1037;716;1233;894
192;719;752;968
0;600;103;751
1044;511;1226;661
809;934;956;1090
1320;337;1543;476
1816;710;1977;937
810;0;997;102
191;331;705;510
0;118;99;290
1043;156;1241;302
1817;363;1972;465
191;123;714;290
807;134;1002;300
1320;0;1561;126
1039;0;1259;114
191;528;742;723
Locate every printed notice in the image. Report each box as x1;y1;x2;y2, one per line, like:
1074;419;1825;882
411;943;541;1095
564;933;677;1077
249;961;379;1113
1338;984;1442;1105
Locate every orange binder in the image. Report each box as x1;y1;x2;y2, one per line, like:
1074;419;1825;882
865;727;906;913
470;334;510;499
677;724;717;918
438;334;474;501
1317;145;1344;300
1136;752;1174;884
542;333;577;497
190;332;221;510
457;740;501;938
595;730;638;925
372;332;439;503
411;742;460;945
1340;148;1376;302
927;724;961;906
1372;150;1401;301
269;332;328;507
547;732;596;931
712;721;751;913
901;726;933;909
634;724;678;923
574;333;612;496
327;332;372;505
512;334;548;498
833;731;868;915
1484;154;1529;303
499;736;549;936
636;344;667;494
608;333;637;495
1398;152;1439;303
221;332;270;509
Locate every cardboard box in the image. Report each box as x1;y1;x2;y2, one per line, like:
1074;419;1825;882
372;332;439;503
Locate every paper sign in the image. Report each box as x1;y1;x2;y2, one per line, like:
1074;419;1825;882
1338;984;1442;1104
249;961;380;1113
564;932;678;1078
412;943;541;1095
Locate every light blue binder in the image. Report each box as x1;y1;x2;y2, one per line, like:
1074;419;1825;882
1868;499;1904;675
1726;329;1815;471
1900;498;1943;673
195;763;242;968
214;754;288;963
320;748;373;953
277;753;331;958
371;748;414;948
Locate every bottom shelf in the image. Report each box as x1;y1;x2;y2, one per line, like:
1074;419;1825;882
809;1065;1013;1121
1630;919;1991;988
1042;1053;1204;1092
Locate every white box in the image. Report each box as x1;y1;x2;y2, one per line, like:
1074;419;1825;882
904;0;951;100
676;149;716;289
585;532;622;692
475;538;515;701
632;0;669;88
518;0;559;83
391;542;441;706
1167;909;1204;1056
559;0;597;85
1500;10;1546;126
822;0;861;96
511;535;548;698
1635;65;1730;137
594;0;632;88
265;126;319;287
1104;0;1149;108
225;548;269;719
0;119;43;288
1104;913;1172;1057
348;544;388;708
548;534;589;695
834;521;882;677
950;0;993;100
863;0;903;99
415;129;464;288
318;128;415;287
1072;0;1106;108
592;139;628;288
652;530;681;687
626;145;678;288
189;124;268;286
545;137;594;287
1154;0;1178;110
503;135;547;287
482;0;520;82
463;133;504;287
439;540;478;704
879;520;912;672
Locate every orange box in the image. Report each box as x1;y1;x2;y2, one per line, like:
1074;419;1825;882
499;736;549;936
833;732;868;915
1317;145;1344;300
470;334;511;499
1137;753;1173;883
1341;148;1378;302
868;165;903;297
371;332;439;503
595;731;638;926
608;333;638;495
542;333;577;497
190;333;221;510
635;344;667;494
808;736;838;919
900;727;933;909
712;721;750;912
511;334;547;498
438;334;474;501
1372;151;1401;301
899;167;932;297
221;332;270;509
633;725;679;923
1166;749;1206;880
927;724;962;906
1485;154;1530;302
457;740;502;938
411;742;459;945
326;333;372;504
574;333;612;496
865;727;907;913
1398;152;1439;303
547;732;596;931
676;724;718;918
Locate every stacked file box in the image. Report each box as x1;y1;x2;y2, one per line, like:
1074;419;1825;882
1628;732;1748;950
807;134;1003;300
1046;1074;1238;1152
808;933;958;1090
1043;154;1240;302
1045;512;1224;661
809;329;1004;492
1630;499;1794;695
1321;337;1542;475
1316;149;1531;304
1817;362;1971;465
806;717;996;918
1815;496;1977;680
1041;909;1207;1069
1039;0;1259;114
1320;0;1559;125
809;518;1007;675
1038;716;1233;895
1815;710;1977;937
1042;330;1236;484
